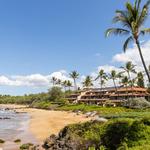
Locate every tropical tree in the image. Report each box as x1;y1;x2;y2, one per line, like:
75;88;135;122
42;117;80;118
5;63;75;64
51;77;57;86
56;79;62;86
137;72;145;87
69;71;79;91
121;61;136;86
109;70;118;93
95;69;107;89
117;72;124;86
62;80;68;92
106;0;150;83
67;80;72;91
82;76;93;88
121;76;129;99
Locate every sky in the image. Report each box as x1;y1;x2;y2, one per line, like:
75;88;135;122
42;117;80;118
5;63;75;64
0;0;150;95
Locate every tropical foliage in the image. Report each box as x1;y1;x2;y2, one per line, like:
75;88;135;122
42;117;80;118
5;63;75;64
106;0;150;83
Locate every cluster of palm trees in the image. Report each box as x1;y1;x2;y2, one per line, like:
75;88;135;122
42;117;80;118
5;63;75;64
83;61;147;90
51;0;150;93
50;71;79;91
50;61;150;92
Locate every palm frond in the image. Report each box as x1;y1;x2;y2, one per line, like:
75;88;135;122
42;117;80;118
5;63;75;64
137;0;141;11
126;2;135;17
145;0;150;8
105;28;130;37
114;10;132;28
123;36;133;52
140;28;150;35
138;0;150;27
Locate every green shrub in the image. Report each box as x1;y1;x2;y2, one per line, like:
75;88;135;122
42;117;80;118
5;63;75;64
48;87;64;102
20;143;33;149
102;119;133;150
123;98;150;109
31;100;52;109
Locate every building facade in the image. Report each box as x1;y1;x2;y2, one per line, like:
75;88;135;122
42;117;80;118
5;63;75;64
66;86;150;105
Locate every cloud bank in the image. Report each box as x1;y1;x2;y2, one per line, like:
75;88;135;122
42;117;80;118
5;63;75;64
0;40;150;90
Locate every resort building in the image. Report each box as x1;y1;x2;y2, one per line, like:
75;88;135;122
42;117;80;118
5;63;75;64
66;86;150;105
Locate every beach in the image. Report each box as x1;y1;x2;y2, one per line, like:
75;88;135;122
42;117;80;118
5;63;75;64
0;104;91;149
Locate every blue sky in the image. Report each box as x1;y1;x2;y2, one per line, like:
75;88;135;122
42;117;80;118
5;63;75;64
0;0;150;95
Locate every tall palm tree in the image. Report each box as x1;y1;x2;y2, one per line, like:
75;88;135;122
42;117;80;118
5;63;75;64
117;72;124;86
56;79;61;85
69;71;79;91
109;70;118;93
62;80;68;92
95;69;107;90
106;0;150;83
121;61;136;86
82;76;93;88
121;76;129;99
51;77;57;86
137;72;145;87
67;80;72;91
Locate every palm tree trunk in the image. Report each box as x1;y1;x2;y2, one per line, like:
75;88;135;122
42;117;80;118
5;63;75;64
113;79;119;99
128;72;134;99
100;78;102;99
74;79;77;91
136;40;150;83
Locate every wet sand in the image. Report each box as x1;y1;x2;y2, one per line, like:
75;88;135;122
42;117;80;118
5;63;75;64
0;104;91;149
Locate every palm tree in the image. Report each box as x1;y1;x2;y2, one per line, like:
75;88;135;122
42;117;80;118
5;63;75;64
117;72;124;86
67;80;72;91
69;71;79;91
82;76;93;88
95;69;107;90
62;80;68;92
106;0;150;83
56;79;62;86
51;77;57;86
121;61;136;86
109;70;118;93
121;76;129;99
137;72;145;87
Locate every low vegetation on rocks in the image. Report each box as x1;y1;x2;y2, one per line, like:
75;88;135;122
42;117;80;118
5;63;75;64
43;118;150;150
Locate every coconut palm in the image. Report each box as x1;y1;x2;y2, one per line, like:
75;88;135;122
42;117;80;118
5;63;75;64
82;76;93;88
137;72;145;87
69;71;79;91
62;80;68;92
117;72;124;86
121;76;129;99
67;80;72;91
109;70;118;93
121;61;136;86
106;0;150;83
95;69;107;89
56;79;62;86
51;77;57;86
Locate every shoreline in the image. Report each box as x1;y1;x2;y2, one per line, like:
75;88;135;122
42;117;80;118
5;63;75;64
0;104;91;143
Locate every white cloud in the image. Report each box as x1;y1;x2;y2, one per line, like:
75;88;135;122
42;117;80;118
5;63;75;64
0;70;72;88
113;40;150;70
0;41;150;90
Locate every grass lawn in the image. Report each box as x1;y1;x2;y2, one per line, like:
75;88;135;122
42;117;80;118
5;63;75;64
57;104;150;119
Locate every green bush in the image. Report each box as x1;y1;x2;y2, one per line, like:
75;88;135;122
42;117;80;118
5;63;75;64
102;119;133;150
123;98;150;109
48;86;64;102
44;118;150;150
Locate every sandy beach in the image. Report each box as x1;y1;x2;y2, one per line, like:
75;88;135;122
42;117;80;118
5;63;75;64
0;104;91;142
